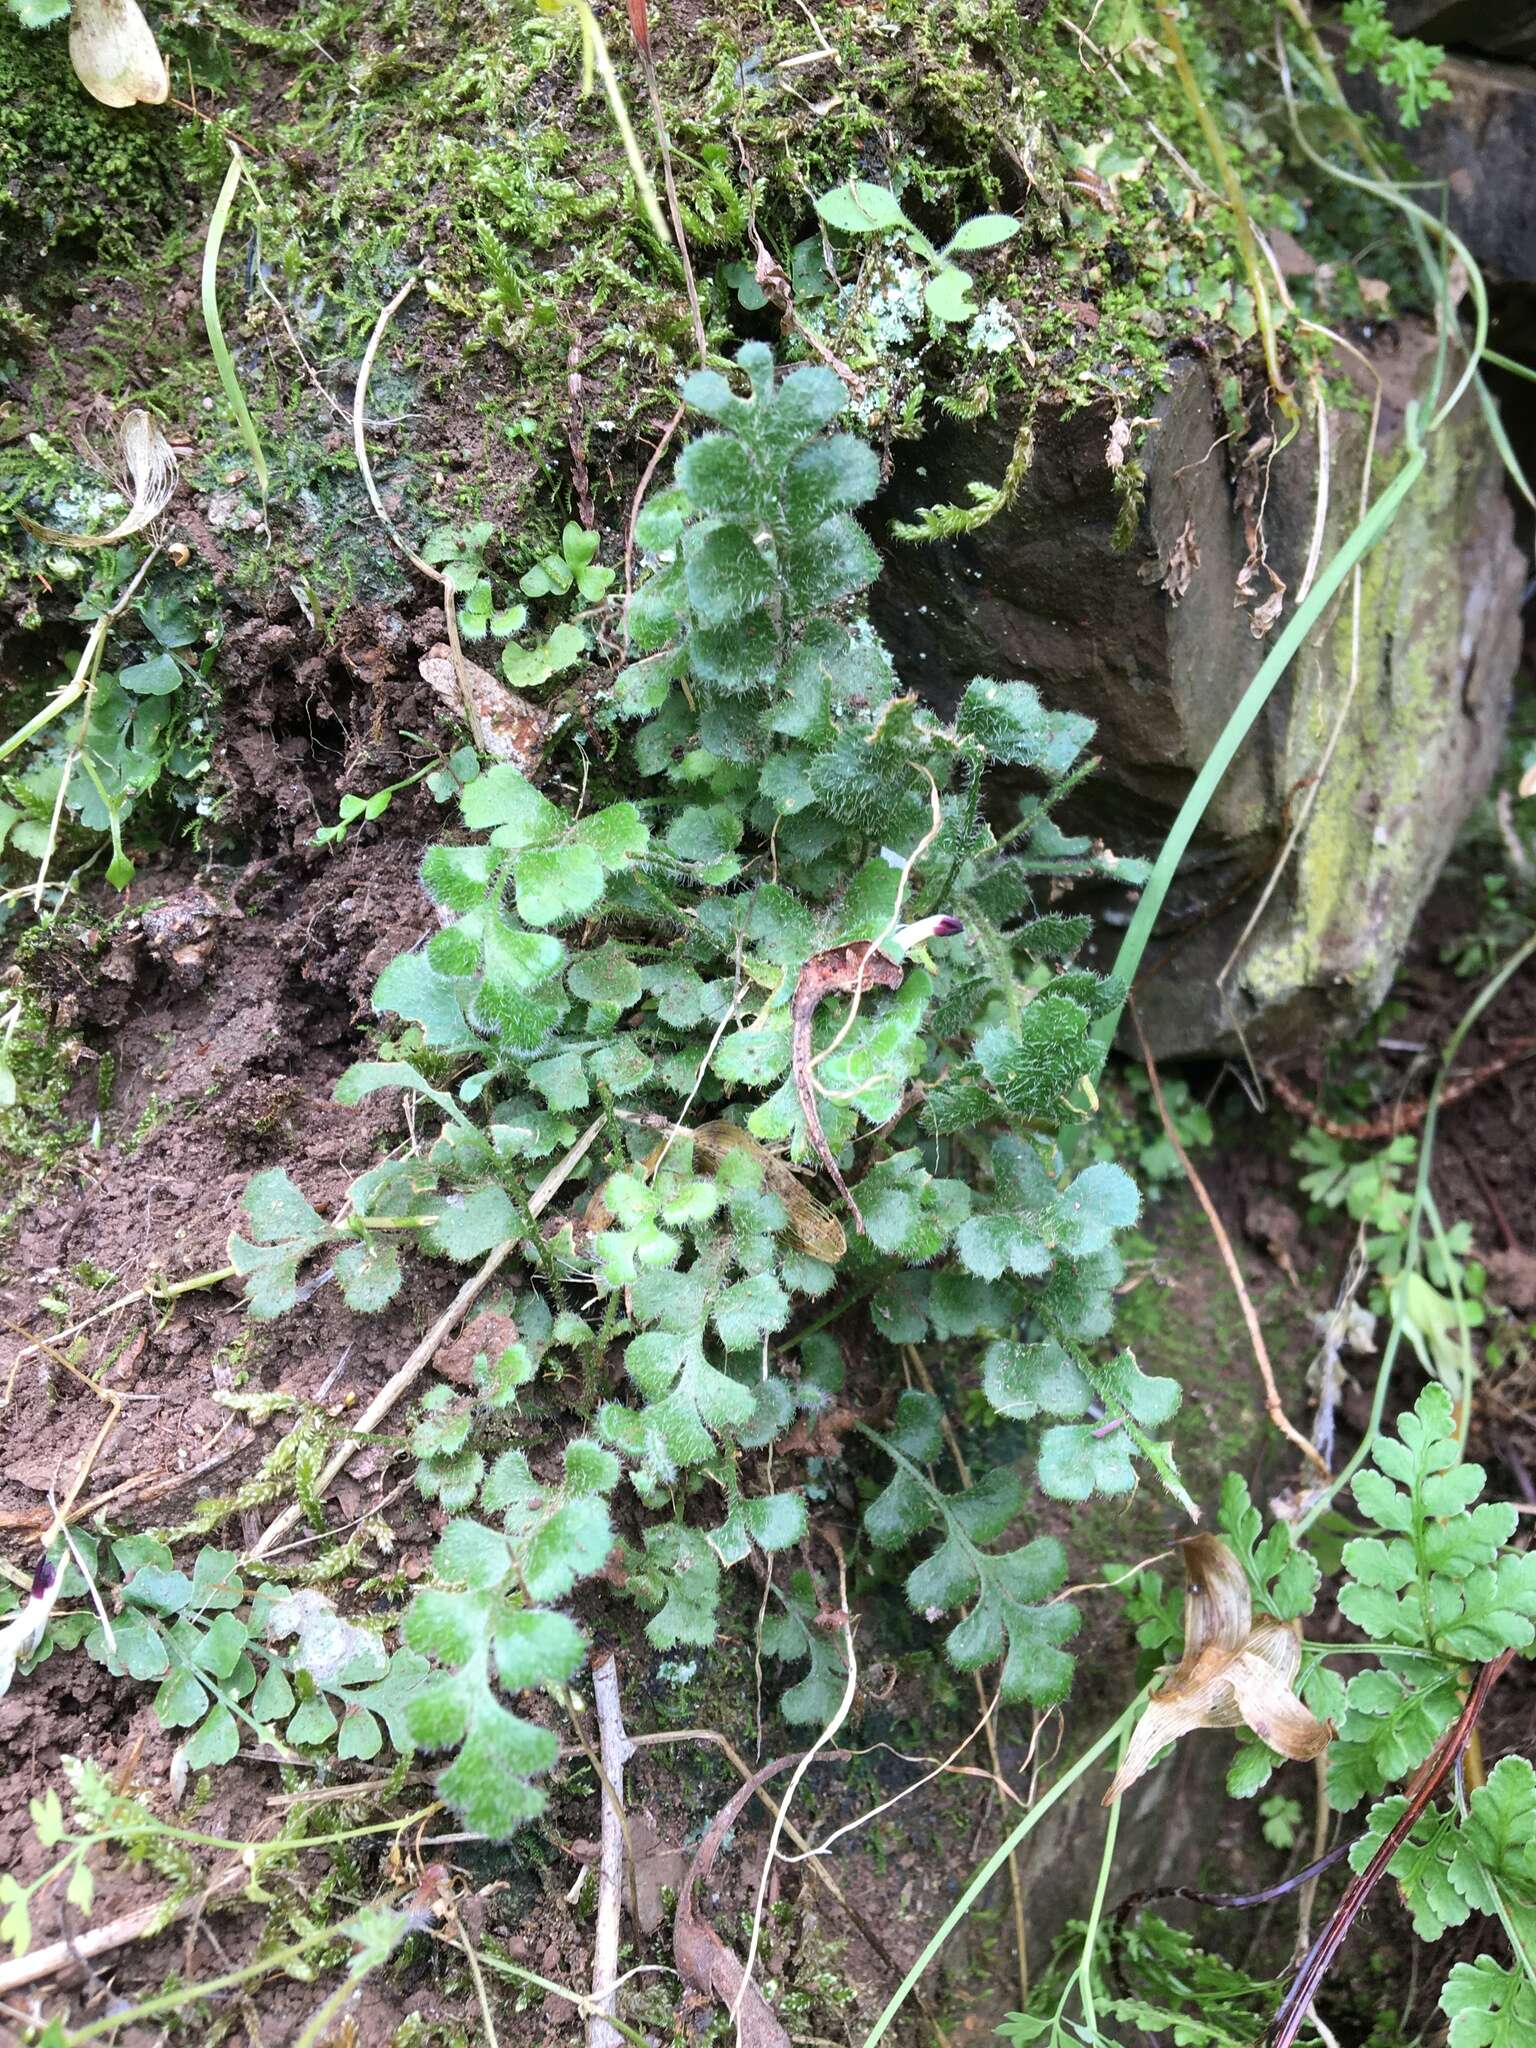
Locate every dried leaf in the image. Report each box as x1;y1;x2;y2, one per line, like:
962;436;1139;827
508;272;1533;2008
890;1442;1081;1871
1161;516;1200;603
690;1121;847;1266
418;645;550;777
585;1121;847;1265
68;0;169;108
676;1755;794;2048
753;243;793;317
1104;1534;1331;1803
21;409;177;547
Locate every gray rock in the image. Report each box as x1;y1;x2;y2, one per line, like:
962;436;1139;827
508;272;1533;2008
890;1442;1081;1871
872;321;1522;1057
1388;3;1536;65
1346;47;1536;281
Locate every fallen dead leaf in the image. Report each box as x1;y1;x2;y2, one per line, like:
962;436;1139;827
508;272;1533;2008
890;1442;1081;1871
418;645;551;777
1161;516;1200;604
1104;1532;1332;1804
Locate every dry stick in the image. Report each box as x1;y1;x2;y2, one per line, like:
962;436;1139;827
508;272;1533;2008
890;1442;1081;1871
0;1864;246;1997
588;1653;637;2048
1266;1651;1515;2048
252;1720;949;2038
1293;1749;1331;1964
1131;1005;1328;1478
246;1118;602;1561
447;1897;503;2048
634;46;707;364
1265;1048;1536;1143
353;277;487;753
1;1263;236;1396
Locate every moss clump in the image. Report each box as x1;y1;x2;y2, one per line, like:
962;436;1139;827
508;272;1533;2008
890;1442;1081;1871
63;0;1410;618
0;14;179;278
0;993;85;1215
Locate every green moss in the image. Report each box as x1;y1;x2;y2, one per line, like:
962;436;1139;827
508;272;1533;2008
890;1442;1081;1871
0;993;85;1214
1241;379;1502;1020
0;0;1407;621
0;14;180;277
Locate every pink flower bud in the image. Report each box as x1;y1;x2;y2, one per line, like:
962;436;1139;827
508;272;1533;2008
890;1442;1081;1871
893;915;964;949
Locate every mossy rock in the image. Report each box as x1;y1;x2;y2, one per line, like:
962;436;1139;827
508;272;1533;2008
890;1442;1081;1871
872;321;1522;1056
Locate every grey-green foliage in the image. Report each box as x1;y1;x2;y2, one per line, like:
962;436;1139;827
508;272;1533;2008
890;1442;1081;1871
80;1540;427;1769
228;344;1177;1832
399;1438;619;1833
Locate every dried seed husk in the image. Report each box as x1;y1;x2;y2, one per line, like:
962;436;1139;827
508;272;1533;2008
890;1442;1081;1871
1104;1532;1332;1804
68;0;169;109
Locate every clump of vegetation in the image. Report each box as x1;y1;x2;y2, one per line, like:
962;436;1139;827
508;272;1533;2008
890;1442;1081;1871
14;5;1536;2047
224;344;1173;1827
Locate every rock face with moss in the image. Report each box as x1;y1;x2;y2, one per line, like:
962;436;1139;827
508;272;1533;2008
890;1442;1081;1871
874;322;1523;1055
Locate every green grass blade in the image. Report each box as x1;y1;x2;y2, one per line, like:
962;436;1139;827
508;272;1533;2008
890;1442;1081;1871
1476;372;1536;508
859;1699;1140;2047
1483;346;1536;384
202;145;270;510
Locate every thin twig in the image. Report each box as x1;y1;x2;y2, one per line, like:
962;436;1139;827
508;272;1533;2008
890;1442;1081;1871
0;1864;246;1996
1266;1652;1515;2048
1265;1045;1536;1142
1215;328;1380;1062
623;401;685;605
587;1652;638;2048
353;278;486;751
246;1118;602;1559
636;56;707;362
1131;1004;1328;1477
731;1538;857;2029
1293;1749;1331;1963
447;1896;502;2048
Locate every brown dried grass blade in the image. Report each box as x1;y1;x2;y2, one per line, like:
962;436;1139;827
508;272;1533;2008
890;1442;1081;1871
21;410;178;547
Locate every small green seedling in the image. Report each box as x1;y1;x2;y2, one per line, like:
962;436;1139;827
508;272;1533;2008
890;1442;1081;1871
519;521;616;603
814;178;1021;325
313;741;481;848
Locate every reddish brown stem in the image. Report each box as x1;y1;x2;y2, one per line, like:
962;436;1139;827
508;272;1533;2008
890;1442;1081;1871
1266;1041;1536;1144
790;944;902;1233
1266;1650;1515;2048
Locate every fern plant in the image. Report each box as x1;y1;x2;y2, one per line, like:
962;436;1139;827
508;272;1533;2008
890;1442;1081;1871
226;343;1177;1833
1108;1385;1536;2048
